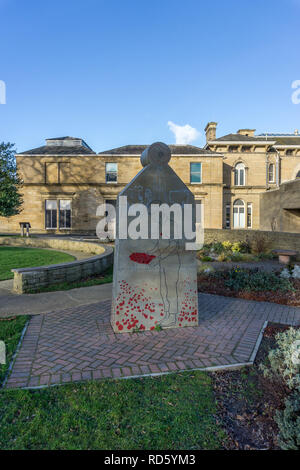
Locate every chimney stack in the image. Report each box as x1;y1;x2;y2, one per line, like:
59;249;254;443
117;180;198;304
237;129;256;137
205;122;217;143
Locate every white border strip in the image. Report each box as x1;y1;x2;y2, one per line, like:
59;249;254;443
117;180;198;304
250;320;268;363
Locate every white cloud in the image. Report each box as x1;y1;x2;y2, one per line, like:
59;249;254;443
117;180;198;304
167;121;200;145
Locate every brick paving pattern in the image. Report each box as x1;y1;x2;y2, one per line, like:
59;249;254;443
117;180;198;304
5;294;300;389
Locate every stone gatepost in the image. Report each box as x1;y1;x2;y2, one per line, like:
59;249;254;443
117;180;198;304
111;142;198;333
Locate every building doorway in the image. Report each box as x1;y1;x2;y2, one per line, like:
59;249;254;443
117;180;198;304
233;199;245;228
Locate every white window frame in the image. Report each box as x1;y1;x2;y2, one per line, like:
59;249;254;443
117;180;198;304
268;163;275;183
59;199;72;229
234;163;245;186
105;163;118;183
45;200;57;229
247;203;252;229
190;162;202;184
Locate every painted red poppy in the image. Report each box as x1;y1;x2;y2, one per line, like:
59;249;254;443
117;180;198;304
129;253;156;264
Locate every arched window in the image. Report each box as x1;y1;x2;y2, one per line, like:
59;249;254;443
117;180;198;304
268;163;275;183
234;163;245;186
233;199;245;228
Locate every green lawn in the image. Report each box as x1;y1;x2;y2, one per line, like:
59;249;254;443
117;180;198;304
0;247;75;280
0;372;225;450
0;316;226;450
0;316;28;386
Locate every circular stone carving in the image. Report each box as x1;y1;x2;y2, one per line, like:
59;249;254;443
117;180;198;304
141;142;171;167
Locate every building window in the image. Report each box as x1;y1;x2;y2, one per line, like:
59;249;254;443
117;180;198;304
45;200;57;229
296;171;300;179
233;199;245;228
286;149;293;156
106;163;118;183
268;163;275;183
241;146;251;153
234;162;245;186
59;200;71;229
225;204;231;229
247;203;252;228
190;162;202;183
229;145;239;153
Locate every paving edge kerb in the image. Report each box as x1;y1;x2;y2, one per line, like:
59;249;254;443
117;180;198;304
1;318;30;388
7;321;268;391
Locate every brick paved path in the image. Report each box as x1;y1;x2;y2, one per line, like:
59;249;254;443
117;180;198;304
5;294;300;389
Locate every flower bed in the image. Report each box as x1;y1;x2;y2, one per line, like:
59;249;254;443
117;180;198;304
198;237;274;263
213;323;300;450
198;267;300;306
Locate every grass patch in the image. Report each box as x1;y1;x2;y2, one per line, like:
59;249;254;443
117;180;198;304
0;247;75;280
0;371;226;450
0;316;28;386
28;266;113;293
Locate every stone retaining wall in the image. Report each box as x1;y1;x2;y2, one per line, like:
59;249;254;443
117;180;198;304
0;237;106;255
204;229;300;260
0;237;113;294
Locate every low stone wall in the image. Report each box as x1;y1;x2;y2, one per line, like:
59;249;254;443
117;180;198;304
0;236;106;255
204;229;300;260
0;237;113;294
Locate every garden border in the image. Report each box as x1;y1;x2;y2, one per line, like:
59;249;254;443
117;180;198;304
0;237;113;294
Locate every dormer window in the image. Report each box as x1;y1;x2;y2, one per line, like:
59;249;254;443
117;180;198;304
234;163;245;186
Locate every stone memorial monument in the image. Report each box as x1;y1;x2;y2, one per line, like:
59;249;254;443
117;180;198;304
111;142;198;333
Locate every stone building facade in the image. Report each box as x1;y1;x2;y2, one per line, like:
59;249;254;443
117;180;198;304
0;137;223;234
205;123;300;231
1;124;300;234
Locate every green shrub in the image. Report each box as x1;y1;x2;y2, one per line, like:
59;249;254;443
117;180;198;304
275;392;300;450
228;252;244;262
222;241;233;252
257;252;275;260
231;242;244;253
260;328;300;390
210;241;224;255
260;328;300;450
221;268;294;293
199;255;213;262
240;253;256;262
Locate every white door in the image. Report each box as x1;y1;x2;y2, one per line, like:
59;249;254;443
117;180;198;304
233;200;245;228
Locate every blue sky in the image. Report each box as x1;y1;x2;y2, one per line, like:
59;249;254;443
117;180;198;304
0;0;300;153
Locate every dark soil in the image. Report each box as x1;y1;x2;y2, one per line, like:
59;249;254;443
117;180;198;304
198;274;300;306
211;323;298;450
